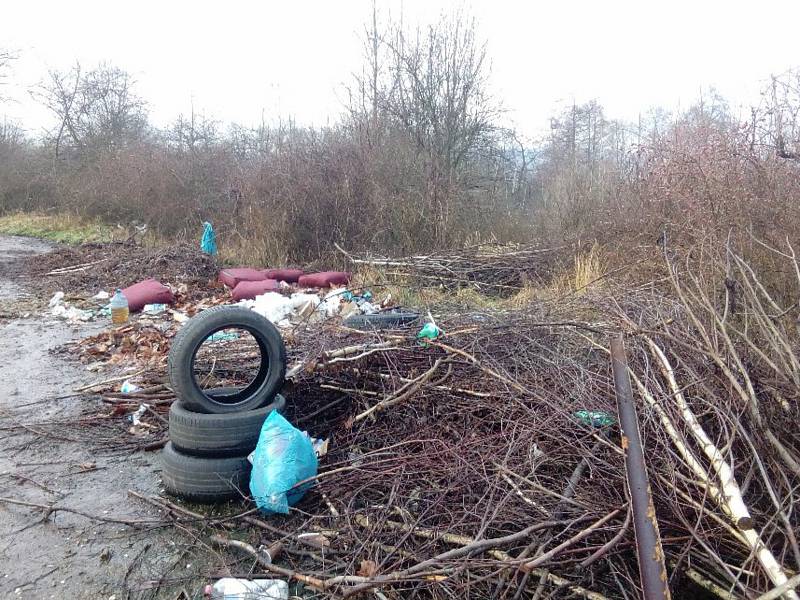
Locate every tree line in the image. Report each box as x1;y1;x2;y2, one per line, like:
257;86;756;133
1;12;799;264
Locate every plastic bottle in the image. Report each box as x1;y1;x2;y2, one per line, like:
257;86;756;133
208;578;288;599
110;289;129;324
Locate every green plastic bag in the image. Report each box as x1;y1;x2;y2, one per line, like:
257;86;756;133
417;322;442;346
574;410;616;428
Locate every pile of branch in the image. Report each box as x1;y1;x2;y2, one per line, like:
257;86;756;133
245;240;797;599
23;240;219;297
338;241;573;292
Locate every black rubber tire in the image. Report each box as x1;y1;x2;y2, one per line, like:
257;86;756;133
343;310;420;330
169;393;286;458
160;442;251;503
168;306;287;414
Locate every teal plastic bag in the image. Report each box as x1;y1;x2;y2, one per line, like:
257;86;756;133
574;410;616;428
249;411;318;514
417;322;442;347
200;221;217;255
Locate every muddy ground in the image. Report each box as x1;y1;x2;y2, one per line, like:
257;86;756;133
0;237;214;599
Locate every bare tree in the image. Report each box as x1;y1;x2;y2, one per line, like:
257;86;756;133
768;71;800;160
0;49;17;103
349;10;500;244
36;63;148;159
382;13;498;182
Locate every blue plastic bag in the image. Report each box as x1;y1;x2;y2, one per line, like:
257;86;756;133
200;221;217;255
249;411;318;514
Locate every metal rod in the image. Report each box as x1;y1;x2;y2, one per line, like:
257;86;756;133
611;334;671;600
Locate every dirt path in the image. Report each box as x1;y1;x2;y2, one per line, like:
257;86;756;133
0;237;191;599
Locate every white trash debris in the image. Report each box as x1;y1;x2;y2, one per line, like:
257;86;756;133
130;403;149;426
319;287;347;317
48;291;95;322
207;577;288;599
240;292;321;327
93;290;110;300
121;380;142;394
48;291;65;308
143;303;168;315
240;288;378;327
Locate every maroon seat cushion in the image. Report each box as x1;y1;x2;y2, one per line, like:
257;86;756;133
298;271;351;288
262;268;305;283
219;268;267;289
231;279;280;301
122;279;175;312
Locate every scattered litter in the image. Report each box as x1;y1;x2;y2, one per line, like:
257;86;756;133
206;578;288;600
93;290;110;300
49;291;96;322
143;303;168;315
169;309;189;323
110;289;130;324
574;410;616;427
311;437;329;457
360;301;378;314
200;221;218;256
249;411;318;514
320;287;357;317
241;292;321;327
129;403;149;426
339;301;360;319
120;380;142;394
417;322;442;346
48;291;65;308
205;331;240;343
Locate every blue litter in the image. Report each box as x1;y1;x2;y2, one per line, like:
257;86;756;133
205;331;240;343
249;411;318;514
200;221;217;255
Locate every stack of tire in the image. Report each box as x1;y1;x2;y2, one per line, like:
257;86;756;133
160;306;287;503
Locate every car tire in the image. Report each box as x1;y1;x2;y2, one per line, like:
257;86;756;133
160;442;251;503
168;306;286;414
343;310;420;330
169;393;286;458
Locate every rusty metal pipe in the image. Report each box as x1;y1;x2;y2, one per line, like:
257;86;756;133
611;334;671;600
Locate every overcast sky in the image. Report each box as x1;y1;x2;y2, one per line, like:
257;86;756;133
2;0;798;137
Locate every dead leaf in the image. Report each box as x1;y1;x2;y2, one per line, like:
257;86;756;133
357;559;378;577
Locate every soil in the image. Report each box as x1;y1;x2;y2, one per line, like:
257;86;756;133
0;236;214;599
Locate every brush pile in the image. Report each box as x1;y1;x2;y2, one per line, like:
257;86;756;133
23;240;219;297
341;241;573;293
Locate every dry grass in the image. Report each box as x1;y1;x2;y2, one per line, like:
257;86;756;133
347;243;609;313
0;212;118;244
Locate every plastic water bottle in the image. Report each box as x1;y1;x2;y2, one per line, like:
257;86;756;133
207;578;288;599
110;289;129;324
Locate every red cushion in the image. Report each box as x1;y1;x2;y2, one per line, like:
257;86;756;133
231;279;280;301
122;279;175;312
298;271;351;288
219;268;267;289
262;268;304;283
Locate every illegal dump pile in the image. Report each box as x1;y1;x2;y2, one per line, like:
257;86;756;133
16;237;800;598
123;242;800;599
